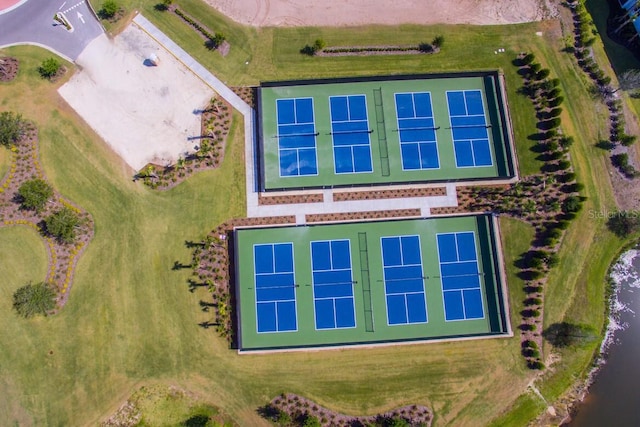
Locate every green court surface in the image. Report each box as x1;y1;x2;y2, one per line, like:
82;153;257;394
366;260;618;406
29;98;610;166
234;214;511;352
257;71;517;191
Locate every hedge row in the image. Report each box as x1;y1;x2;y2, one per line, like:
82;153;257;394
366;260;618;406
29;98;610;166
174;8;225;49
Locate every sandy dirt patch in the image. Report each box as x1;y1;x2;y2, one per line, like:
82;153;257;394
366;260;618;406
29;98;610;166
205;0;558;27
58;24;214;171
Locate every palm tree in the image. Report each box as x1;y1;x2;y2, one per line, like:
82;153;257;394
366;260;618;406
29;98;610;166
176;156;185;170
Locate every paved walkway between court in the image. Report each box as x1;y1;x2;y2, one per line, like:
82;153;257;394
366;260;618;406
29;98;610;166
133;14;459;224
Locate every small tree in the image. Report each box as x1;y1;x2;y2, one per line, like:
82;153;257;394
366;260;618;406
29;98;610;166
99;0;118;18
543;322;597;347
13;282;57;318
607;211;640;237
38;58;61;79
45;206;80;243
0;111;24;146
18;179;54;213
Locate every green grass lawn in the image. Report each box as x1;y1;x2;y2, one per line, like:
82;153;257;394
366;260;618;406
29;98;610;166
0;6;628;426
0;143;10;180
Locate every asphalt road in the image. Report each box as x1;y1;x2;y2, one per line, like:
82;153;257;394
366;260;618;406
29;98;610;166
0;0;103;61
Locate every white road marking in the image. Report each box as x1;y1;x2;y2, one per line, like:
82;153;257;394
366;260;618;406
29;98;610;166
62;0;85;15
77;11;85;24
58;1;66;9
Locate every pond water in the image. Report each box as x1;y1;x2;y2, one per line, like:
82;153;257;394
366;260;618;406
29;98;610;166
570;249;640;427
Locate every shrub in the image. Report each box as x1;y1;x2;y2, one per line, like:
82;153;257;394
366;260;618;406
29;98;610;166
12;282;57;318
432;35;445;48
568;182;585;193
300;45;317;56
548;107;563;117
621;134;637;146
544;117;562;129
45;206;80;243
154;0;172;10
205;32;226;50
0;111;24;146
559;172;576;182
546;140;559;152
547;88;562;99
418;43;433;53
524;297;541;306
559;135;574;150
522;309;541;318
562;195;583;213
528;270;544;280
521;53;535;65
545;227;562;239
545;253;560;268
536;69;551;80
38;58;61;79
611;153;629;168
528;360;545;370
18;179;54;213
526;256;543;269
547;151;563;161
99;0;118;18
548;96;564;107
557;160;571;170
303;415;322;427
313;38;326;51
521;323;537;331
525;285;543;294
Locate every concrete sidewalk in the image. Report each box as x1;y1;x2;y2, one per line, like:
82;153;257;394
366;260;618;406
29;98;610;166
132;14;459;224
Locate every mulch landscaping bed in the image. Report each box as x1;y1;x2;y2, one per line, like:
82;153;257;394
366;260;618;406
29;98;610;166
333;186;446;201
258;192;324;205
169;6;229;56
190;215;296;340
265;393;432;427
138;97;232;190
0;57;19;82
317;45;440;57
429;206;468;215
306;208;421;223
0;124;94;309
230;86;256;108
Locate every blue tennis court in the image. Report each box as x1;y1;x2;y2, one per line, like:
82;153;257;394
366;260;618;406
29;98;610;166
446;90;493;168
254;243;298;332
381;235;428;325
329;95;373;174
437;232;485;321
276;98;318;177
311;240;356;330
395;92;440;170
